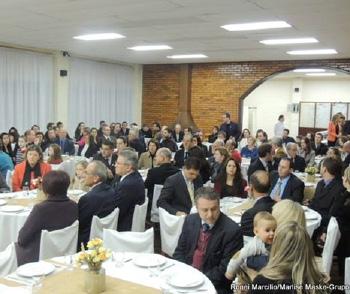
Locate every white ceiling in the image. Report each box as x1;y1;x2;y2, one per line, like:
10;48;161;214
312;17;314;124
1;0;350;64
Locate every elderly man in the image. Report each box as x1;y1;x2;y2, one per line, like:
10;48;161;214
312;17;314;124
286;142;306;172
57;129;75;155
114;149;145;231
174;134;193;168
241;171;274;236
78;161;116;245
269;158;305;203
99;125;116;148
173;187;243;294
172;123;184;143
247;143;273;181
271;136;286;169
128;128;146;156
158;157;203;215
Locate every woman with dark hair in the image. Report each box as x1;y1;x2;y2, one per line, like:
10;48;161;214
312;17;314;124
192;134;208;157
8;127;19;144
74;122;85;141
214;158;247;198
238;128;250;150
47;144;63;165
113;123;123;138
299;137;315;166
90;127;99;145
211;147;230;182
77;128;99;158
15;170;78;265
12;145;52;191
1;132;15;163
138;139;159;169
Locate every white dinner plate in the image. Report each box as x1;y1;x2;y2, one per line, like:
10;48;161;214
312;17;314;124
0;199;7;206
167;269;204;288
133;254;166;267
0;205;25;213
304;183;315;187
17;261;55;277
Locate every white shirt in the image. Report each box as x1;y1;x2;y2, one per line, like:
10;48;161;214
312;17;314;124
81;144;89;157
274;121;285;137
120;171;133;183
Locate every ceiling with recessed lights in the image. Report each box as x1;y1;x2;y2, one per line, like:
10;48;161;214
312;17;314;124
0;0;349;64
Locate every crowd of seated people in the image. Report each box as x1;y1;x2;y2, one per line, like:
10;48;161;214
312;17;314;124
1;111;350;293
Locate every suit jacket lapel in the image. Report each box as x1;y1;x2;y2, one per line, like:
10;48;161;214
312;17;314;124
202;215;223;265
190;216;202;254
179;173;192;207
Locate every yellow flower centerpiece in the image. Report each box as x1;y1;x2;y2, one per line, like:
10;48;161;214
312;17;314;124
76;239;111;294
305;166;318;182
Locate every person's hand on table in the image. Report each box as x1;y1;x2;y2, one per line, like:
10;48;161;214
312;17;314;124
176;211;187;216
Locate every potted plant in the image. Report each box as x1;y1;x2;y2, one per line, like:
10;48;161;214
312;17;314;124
76;238;111;294
305;166;318;183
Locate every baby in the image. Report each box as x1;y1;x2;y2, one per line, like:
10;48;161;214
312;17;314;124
225;211;276;280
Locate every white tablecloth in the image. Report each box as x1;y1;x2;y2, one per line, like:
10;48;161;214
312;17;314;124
345;257;350;294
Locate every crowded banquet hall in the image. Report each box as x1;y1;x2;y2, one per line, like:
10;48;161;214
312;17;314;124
1;0;350;293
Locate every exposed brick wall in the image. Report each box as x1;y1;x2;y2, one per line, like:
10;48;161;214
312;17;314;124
142;59;350;136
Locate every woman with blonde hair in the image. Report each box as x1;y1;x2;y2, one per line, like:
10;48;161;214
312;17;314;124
272;199;306;228
327;113;340;147
251;221;328;294
70;160;89;192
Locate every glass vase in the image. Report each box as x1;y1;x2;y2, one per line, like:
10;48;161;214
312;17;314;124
84;267;106;294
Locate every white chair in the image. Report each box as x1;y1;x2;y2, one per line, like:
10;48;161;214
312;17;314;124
5;170;14;191
0;243;17;277
151;184;163;222
321;217;341;275
58;159;76;179
39;220;79;260
131;197;149;232
159;208;185;257
89;208;119;240
345;257;350;294
103;228;154;253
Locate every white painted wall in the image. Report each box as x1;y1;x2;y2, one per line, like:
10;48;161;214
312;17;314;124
242;77;350;138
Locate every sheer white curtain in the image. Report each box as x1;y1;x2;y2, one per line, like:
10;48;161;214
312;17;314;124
0;47;54;133
68;58;135;132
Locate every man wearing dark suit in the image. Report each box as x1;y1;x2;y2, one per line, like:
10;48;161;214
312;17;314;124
128;129;146;156
247;143;273;181
114;149;145;231
93;140;117;182
219;112;240;142
160;127;178;152
309;158;345;229
144;147;179;208
97;121;106;138
313;133;328;156
241;171;274;237
172;123;184;143
174;187;243;294
78;161;116;245
98;125;117;148
269;158;305;203
121;121;130;136
57;129;75;155
158;157;203;215
174;134;193;168
286;142;306;172
282;129;296;145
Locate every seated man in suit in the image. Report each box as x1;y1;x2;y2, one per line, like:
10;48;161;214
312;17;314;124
313;132;328;156
93;140;117;182
286;142;306;172
172;123;184;143
98;125;116;148
282;128;295;145
160;127;178;152
241;171;274;237
173;187;243;294
114;149;145;231
127;128;146;156
144;147;179;210
57;129;75;155
174;134;193;168
308;157;344;229
269;158;305;203
157;157;203;215
78;161;116;245
247;143;273;181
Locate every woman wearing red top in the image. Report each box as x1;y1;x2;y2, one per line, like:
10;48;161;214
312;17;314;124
327;113;340;146
12;145;51;191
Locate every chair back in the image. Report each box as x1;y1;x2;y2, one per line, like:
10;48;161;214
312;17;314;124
159;207;185;256
151;184;163;222
322;217;341;275
5;170;13;192
103;228;154;253
89;208;119;240
131;197;148;232
39;220;79;260
0;243;17;277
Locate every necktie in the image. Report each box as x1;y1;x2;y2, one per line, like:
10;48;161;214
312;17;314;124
271;180;282;200
202;223;210;232
184;151;189;160
187;182;195;205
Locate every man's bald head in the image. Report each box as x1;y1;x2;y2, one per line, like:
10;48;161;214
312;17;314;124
250;170;270;195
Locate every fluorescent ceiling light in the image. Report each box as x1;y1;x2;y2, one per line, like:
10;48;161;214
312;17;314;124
293;69;325;73
167;54;208;59
287;49;337;55
306;73;336;76
221;21;291;31
73;33;125;40
260;37;318;45
128;45;172;51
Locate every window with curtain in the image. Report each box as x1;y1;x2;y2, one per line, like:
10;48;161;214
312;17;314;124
68;58;135;132
0;47;54;134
